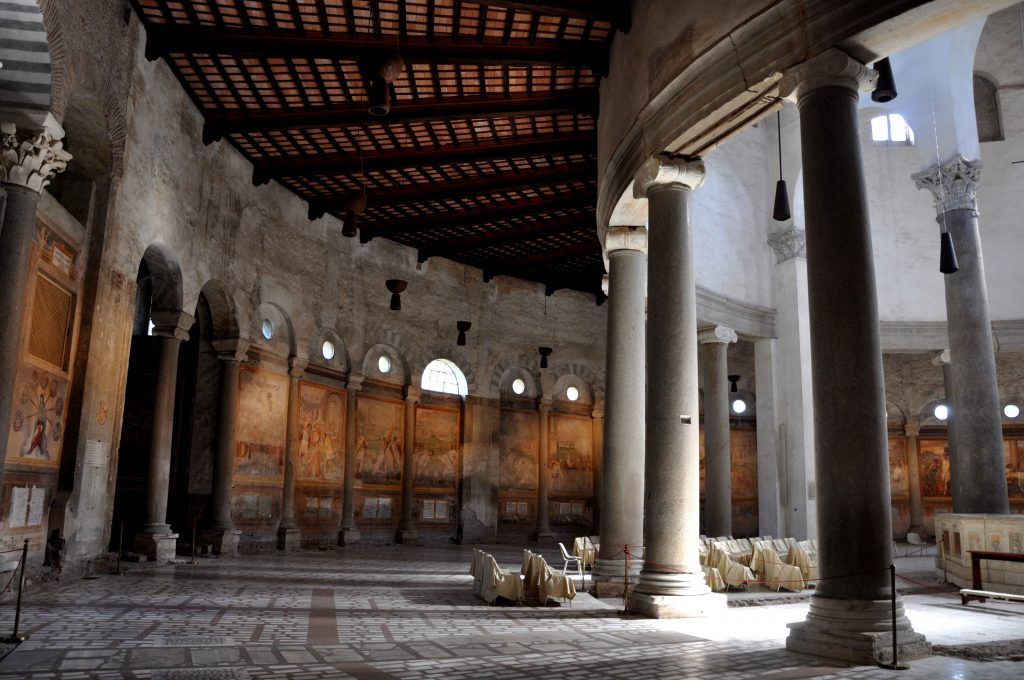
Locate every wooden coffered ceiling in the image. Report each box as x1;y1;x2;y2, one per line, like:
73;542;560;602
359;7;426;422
131;1;632;300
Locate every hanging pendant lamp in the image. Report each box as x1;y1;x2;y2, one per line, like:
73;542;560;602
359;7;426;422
773;111;792;222
939;231;959;274
456;320;471;346
538;346;552;369
386;279;407;310
871;58;898;103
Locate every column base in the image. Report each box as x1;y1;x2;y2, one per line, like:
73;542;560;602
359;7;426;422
277;526;301;551
396;528;419;545
786;595;931;665
338;527;361;546
202;528;241;556
532;530;554;543
627;591;726;618
592;556;642;598
133;530;179;563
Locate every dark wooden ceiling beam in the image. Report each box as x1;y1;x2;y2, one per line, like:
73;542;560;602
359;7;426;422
471;0;632;31
417;215;594;262
203;90;597;143
359;192;594;241
142;24;607;69
253;133;594;184
500;241;601;269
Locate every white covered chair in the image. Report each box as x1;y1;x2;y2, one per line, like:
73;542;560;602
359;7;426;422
481;554;524;604
786;540;819;581
751;542;804;592
709;542;755;590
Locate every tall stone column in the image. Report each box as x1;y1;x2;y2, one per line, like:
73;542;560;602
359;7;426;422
339;373;363;545
595;227;647;593
278;357;306;551
397;385;420;544
205;338;249;556
933;350;961;504
0;117;71;476
534;399;553;541
699;326;737;538
904;422;925;535
135;310;194;562
627;155;724;618
780;49;928;663
591;404;604;534
913;156;1008;513
753;338;783;538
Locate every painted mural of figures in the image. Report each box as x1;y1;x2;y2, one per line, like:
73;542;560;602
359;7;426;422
499;409;538;491
295;383;345;483
22;390;49;459
412;407;459;489
354;396;404;486
940;449;951;496
355;434;369;477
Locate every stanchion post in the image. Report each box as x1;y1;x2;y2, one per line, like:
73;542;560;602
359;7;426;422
189;517;198;565
622;545;629;614
115;520;124;575
2;539;30;643
879;563;908;671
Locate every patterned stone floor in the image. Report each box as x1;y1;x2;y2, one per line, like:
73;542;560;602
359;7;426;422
0;545;1020;679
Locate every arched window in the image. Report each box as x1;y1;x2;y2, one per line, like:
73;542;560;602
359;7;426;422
870;113;914;146
974;74;1003;142
422;358;468;397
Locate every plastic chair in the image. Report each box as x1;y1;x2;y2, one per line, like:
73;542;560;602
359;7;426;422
905;532;932;557
558;542;583;582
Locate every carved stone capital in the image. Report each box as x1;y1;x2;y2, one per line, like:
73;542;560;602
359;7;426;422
605;226;648;255
633;155;705;198
932;349;951;367
150;310;195;342
698;326;737;345
405;385;421;404
904;422;921;438
288;356;308;378
778;48;877;102
538;398;552;414
0;114;73;192
767;225;806;263
601;274;609;296
213;338;251;363
347;373;364;392
912;154;980;215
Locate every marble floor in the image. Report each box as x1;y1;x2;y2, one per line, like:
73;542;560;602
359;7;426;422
0;544;1021;679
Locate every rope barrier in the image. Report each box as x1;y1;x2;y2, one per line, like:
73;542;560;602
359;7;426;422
0;550;24;596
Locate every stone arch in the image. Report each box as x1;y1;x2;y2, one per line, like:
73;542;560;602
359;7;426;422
361;343;408;386
198;280;240;341
489;352;542;397
140;243;183;314
253;301;295;359
549;361;603;403
973;72;1003;142
310;327;350;375
886;400;907;428
551;372;594;406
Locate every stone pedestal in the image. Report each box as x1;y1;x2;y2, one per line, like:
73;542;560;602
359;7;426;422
338;527;361;546
135;526;179;563
787;598;930;665
204;528;241;556
628;591;727;619
396;529;419;545
276;527;301;551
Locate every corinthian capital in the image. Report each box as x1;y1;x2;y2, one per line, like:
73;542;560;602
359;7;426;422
778;48;877;101
633;154;705;198
767;225;806;263
911;154;980;215
697;326;737;345
0;114;73;192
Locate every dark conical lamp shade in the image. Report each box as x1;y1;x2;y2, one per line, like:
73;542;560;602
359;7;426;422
939;231;959;274
871;58;897;103
772;179;791;222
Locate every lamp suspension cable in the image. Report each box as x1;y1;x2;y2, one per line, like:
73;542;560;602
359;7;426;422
929;87;959;274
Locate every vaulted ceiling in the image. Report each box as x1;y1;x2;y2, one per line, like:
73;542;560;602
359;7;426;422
131;1;632;300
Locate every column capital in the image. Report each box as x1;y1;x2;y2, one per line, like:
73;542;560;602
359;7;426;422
698;326;737;345
601;273;609;296
633;154;705;198
346;372;364;392
150;310;195;342
911;154;980;215
288;356;308;377
932;349;951;367
0;114;73;192
767;225;806;263
905;422;921;438
605;226;648;255
591;407;605;420
213;338;251;362
404;385;421;403
538;398;552;414
778;48;876;101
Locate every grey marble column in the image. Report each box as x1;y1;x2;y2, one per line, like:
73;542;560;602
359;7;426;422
753;338;783;538
904;422;925;535
397;386;420;544
627;155;724;618
534;399;554;541
278;357;306;551
136;310;194;562
0;118;71;476
207;339;249;555
933;351;961;505
780;48;928;664
339;374;363;546
699;326;737;538
914;160;1008;514
594;227;647;593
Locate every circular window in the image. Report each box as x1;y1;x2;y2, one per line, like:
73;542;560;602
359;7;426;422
261;318;274;340
934;404;949;421
566;386;579;402
732;399;747;414
1005;403;1021;419
322;340;336;361
378;355;392;375
511;378;526;395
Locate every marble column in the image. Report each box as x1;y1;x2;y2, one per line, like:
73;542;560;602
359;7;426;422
699;326;737;538
627;154;724;618
753;338;783;539
278;357;306;551
135;310;194;562
594;227;647;594
933;350;961;504
339;373;363;546
0;117;71;474
904;422;925;535
534;399;553;541
780;48;928;663
591;405;604;534
914;156;1008;514
397;385;420;544
205;339;249;556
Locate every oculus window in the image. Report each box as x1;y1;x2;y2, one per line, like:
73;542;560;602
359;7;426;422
378;355;392;375
511;378;526;395
322;340;335;361
261;318;274;340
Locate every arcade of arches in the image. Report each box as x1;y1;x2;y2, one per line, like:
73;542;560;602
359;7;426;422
2;0;1024;675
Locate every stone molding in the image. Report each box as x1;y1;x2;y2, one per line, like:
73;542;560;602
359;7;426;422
633;155;705;198
697;326;737;345
346;372;364;392
538;398;552;413
767;225;806;263
213;338;251;363
932;349;951;367
288;356;308;378
696;287;775;340
150;310;195;342
0;114;73;192
905;423;921;438
605;225;648;254
912;154;981;215
405;385;421;403
778;48;877;101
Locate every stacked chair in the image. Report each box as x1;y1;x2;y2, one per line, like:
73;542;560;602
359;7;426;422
470;548;524;604
522;548;577;605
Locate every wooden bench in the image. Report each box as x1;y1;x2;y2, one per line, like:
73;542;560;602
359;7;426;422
959;550;1024;605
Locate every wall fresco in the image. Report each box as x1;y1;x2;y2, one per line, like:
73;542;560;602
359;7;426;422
918;438;951;498
1005;438;1024;498
888;435;909;498
731;429;758;498
413;406;458;489
6;366;67;467
547;414;592;496
296;382;346;484
499;409;538;492
354;396;404;487
235;367;288;482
